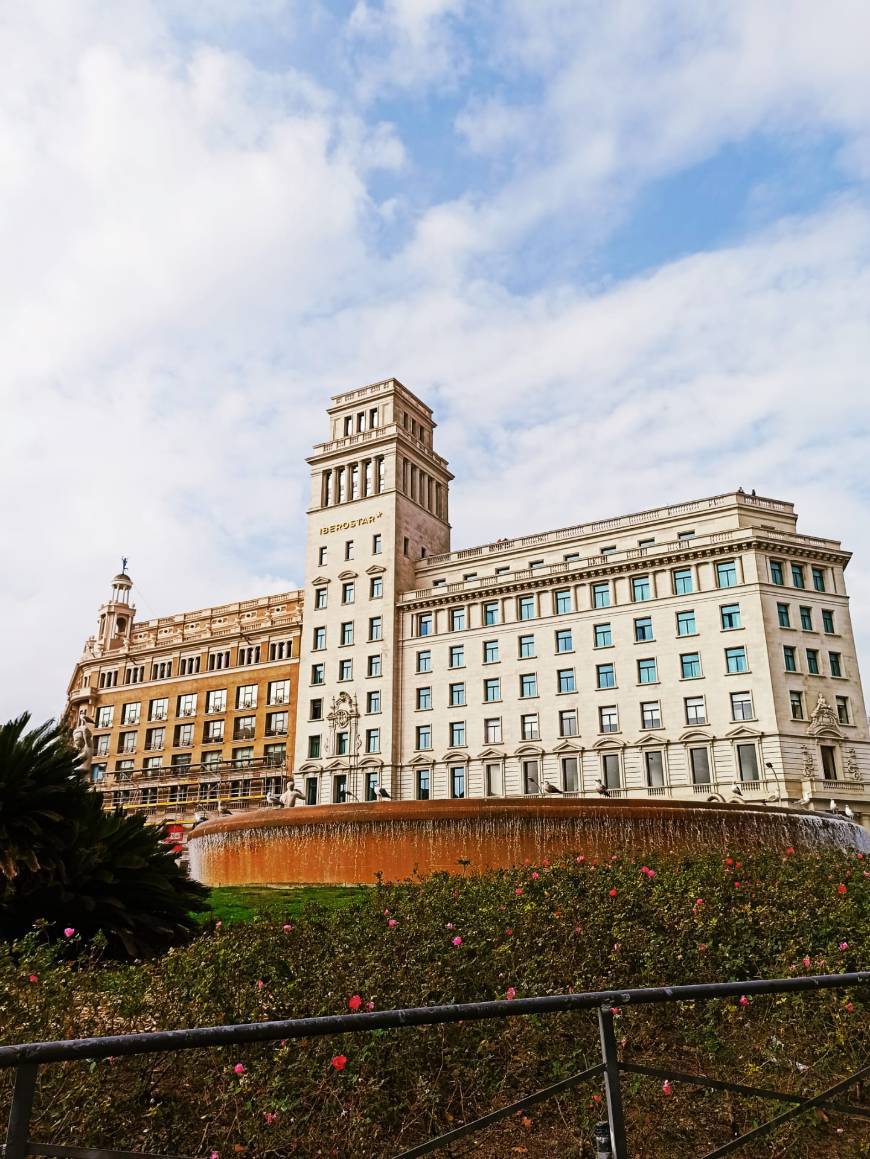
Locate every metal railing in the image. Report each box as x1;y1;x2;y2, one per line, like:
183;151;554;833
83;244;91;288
2;973;867;1158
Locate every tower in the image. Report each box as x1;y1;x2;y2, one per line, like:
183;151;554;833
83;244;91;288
94;564;135;656
292;378;453;803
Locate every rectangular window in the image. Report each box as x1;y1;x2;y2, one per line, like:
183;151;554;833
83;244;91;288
592;583;611;609
148;698;167;722
520;713;540;741
174;723;194;747
450;766;465;799
518;595;535;620
342;581;355;604
370;576;383;599
237;685;257;710
332;774;347;804
233;715;256;741
725;646;748;674
483;601;499;626
366;690;381;714
118;731;137;754
555;628;573;653
673;568;693;595
310;663;325;685
94;734;110;756
634;616;653;642
483;640;499;663
799;606;813;630
484;718;502;744
559;708;579;737
681;652;702;679
689;747;711;785
836;696;850;724
318;546;327;567
417;650;432;673
365;728;380;754
562;756;579;792
736;743;759;782
645;751;665;787
484;677;501;702
791;564;805;589
822;609;835;634
177;693;196;717
368;654;382;677
554;589;571;615
417;613;433;637
777;603;791;628
450;721;466;747
368;616;382;642
335;732;350;757
637;657;658;684
416;686;431;710
599;706;619;733
730;691;754;721
267;681;288;707
340;621;354;646
522;759;540;795
716;560;738;588
596;663;616;689
313;626;326;650
720;603;741;630
783;646;797;672
821;745;838;780
632;575;651;601
557;668;576;694
416;768;430;800
449;608;466;631
338;659;353;681
641;701;662;729
602;752;621;790
770;560;784;585
518;634;535;659
416;724;432;750
266;711;288;736
812;566;826;592
364;771;379;802
829;651;842;677
678;530;696;541
345;540;354;561
676;611;696;637
121;702;141;726
308;735;321;759
449;682;466;707
449;645;465;668
685;696;706;726
594;623;612;648
790;691;804;719
485;761;504;796
806;648;820;675
309;698;323;720
372;533;382;554
520;673;538;697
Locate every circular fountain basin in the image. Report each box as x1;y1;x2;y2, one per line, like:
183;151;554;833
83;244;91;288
186;798;869;886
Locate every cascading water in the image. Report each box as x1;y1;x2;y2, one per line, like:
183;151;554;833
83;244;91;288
186;798;870;887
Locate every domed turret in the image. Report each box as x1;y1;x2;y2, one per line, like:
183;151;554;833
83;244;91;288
95;561;136;654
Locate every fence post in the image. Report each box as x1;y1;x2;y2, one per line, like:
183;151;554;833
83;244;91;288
4;1063;38;1159
597;1007;628;1159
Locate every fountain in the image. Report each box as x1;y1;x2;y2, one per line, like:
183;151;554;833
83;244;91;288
186;797;869;887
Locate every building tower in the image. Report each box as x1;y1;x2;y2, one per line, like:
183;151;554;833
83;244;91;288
293;378;453;804
94;565;135;656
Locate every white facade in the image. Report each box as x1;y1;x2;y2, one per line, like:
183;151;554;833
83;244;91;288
294;379;870;825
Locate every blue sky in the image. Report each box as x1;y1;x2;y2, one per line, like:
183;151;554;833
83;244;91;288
2;0;870;720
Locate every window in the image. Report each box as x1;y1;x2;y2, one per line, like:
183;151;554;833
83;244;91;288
806;649;820;675
821;745;838;781
207;651;229;672
118;731;137;754
449;682;466;707
91;764;107;783
645;751;665;787
373;533;382;554
484;718;502;744
310;698;323;720
335;731;349;757
369;616;383;641
342;581;355;604
233;715;256;741
557;668;576;694
365;771;379;801
451;766;466;798
822;609;835;634
829;651;842;677
790;691;804;719
812;566;826;592
121;702;140;725
836;696;850;724
338;659;353;681
403;537;410;556
520;673;538;697
782;643;797;674
416;768;430;800
345;540;354;561
637;658;658;684
365;728;380;754
554;589;572;614
518;634;535;659
268;680;289;706
678;530;696;541
725;646;748;674
177;693;196;718
233;685;255;710
450;608;466;631
174;723;194;748
518;595;535;620
559;708;578;737
520;714;540;741
592;583;611;609
736;743;759;782
689;747;711;785
311;663;325;685
530;559;544;569
340;621;354;646
95;734;110;756
562;756;579;792
791;564;805;589
673;568;693;595
148;697;167;722
366;690;381;714
638;537;656;552
564;552;580;563
368;654;382;677
483;640;499;663
681;652;702;679
641;701;662;729
449;721;466;747
494;566;510;576
799;606;813;630
333;774;347;804
597;663;615;689
417;650;432;673
313;626;326;650
479;602;500;630
416;724;432;750
716;560;738;588
770;559;785;585
720;603;741;630
634;617;653;642
777;603;791;628
522;760;540;795
599;706;619;733
676;611;696;637
555;628;573;653
594;623;612;648
449;645;465;668
730;691;754;721
684;697;706;726
318;546;327;566
484;678;501;702
632;575;651;601
238;645;261;666
417;613;433;637
601;753;621;790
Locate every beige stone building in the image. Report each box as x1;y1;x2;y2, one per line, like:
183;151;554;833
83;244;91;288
294;378;870;826
66;572;302;823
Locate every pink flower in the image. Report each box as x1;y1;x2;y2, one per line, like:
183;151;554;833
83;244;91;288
531;872;540;880
576;855;585;863
387;918;398;928
662;1080;673;1096
609;888;618;898
785;847;795;856
257;980;265;990
802;956;811;969
698;944;707;954
210;1151;220;1158
233;1063;246;1075
610;1007;621;1016
282;923;293;932
506;987;517;1000
331;1054;348;1071
693;898;704;909
505;927;513;936
215;921;222;930
725;857;734;866
63;928;75;938
739;996;750;1007
451;936;463;947
263;1112;277;1125
839;942;849;951
347;994;362;1011
837;883;848;895
27;974;38;984
365;1000;375;1011
844;1002;855;1013
515;887;524;896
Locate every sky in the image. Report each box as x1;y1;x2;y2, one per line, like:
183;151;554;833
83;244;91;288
3;0;870;723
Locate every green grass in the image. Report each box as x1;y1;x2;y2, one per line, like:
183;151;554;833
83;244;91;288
200;884;367;924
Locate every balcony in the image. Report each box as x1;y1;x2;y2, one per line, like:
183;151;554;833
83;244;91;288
265;728;288;737
233;728;256;741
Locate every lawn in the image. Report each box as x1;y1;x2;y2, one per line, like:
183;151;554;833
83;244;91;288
201;883;367;924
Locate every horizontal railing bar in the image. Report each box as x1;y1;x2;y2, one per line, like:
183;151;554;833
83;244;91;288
23;1145;198;1158
619;1062;870;1120
393;1062;605;1158
700;1065;870;1159
0;974;866;1068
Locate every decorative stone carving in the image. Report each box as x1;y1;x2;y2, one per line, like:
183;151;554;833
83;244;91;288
799;744;816;777
844;747;862;781
71;707;93;774
807;694;842;737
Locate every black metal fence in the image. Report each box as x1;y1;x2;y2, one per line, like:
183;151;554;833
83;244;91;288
2;972;868;1158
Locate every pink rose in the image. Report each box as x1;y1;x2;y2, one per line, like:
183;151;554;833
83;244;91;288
233;1063;246;1075
451;936;463;947
63;928;75;938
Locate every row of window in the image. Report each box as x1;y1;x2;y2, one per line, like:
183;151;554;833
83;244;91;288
106;773;286;804
314;576;383;610
783;646;844;677
92;745;288;782
321;457;386;506
98;712;291;755
94;640;294;690
776;603;837;633
317;534;382;568
92;681;291;730
311;617;383;650
770;560;827;590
